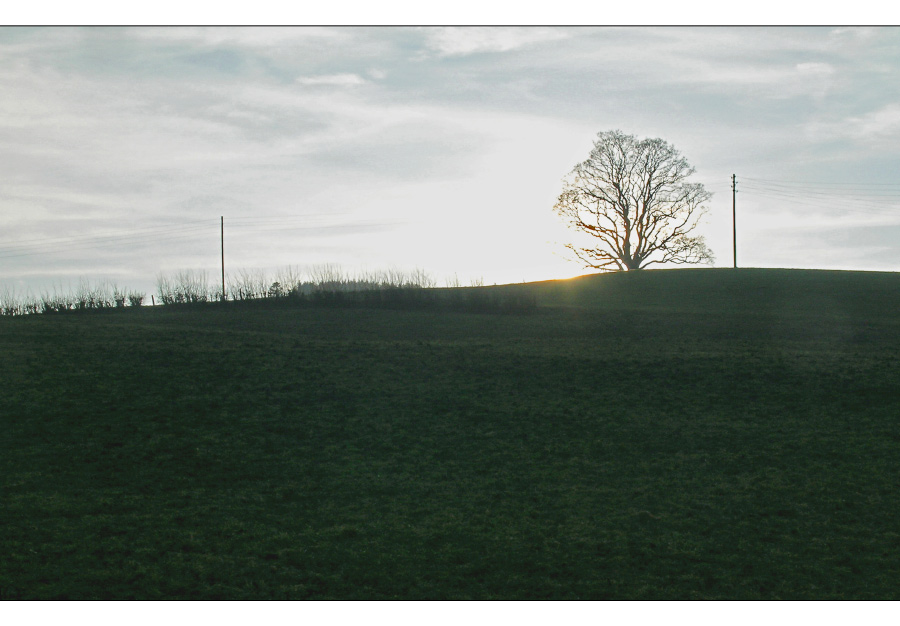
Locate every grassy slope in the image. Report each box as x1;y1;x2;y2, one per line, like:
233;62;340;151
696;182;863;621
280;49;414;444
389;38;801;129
2;268;899;599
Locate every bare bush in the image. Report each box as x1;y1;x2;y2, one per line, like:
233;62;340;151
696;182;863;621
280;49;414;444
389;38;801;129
295;264;435;293
2;281;146;315
306;263;346;292
273;265;304;294
157;270;214;305
1;286;24;316
179;270;212;303
408;267;436;289
39;286;75;313
229;268;269;301
156;274;175;305
74;280;90;310
72;279;116;310
112;285;127;308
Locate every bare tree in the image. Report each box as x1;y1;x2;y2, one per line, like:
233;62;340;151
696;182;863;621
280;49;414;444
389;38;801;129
554;130;714;271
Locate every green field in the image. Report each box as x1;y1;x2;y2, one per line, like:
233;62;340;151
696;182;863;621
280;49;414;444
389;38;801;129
2;268;900;599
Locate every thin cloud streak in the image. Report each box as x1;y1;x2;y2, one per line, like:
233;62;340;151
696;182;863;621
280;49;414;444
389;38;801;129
295;73;369;86
421;27;571;56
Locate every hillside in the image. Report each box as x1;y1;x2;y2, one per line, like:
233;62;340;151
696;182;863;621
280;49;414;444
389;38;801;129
519;267;900;317
2;268;899;599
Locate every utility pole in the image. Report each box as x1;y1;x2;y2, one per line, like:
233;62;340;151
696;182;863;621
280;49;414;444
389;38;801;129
220;216;226;301
732;174;737;269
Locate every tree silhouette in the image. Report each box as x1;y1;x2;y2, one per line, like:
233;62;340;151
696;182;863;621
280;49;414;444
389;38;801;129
554;130;714;271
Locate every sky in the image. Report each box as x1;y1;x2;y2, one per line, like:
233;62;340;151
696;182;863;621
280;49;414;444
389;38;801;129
2;24;900;297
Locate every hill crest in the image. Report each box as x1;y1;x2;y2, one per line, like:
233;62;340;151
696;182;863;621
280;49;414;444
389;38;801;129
513;268;900;318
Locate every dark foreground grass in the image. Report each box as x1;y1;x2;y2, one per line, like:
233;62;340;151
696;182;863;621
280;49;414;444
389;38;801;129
2;268;900;599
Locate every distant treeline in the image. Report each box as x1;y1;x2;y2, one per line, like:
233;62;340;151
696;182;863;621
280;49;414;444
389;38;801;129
156;265;440;304
0;280;144;316
156;265;534;314
0;265;535;316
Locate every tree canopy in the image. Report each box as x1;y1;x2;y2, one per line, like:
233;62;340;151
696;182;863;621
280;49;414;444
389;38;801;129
554;130;714;271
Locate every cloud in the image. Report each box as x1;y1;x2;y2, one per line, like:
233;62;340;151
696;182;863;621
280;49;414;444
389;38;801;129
805;102;900;148
132;26;346;49
849;103;900;139
796;62;834;76
295;73;368;87
422;27;570;56
647;46;838;99
458;28;846;107
830;27;878;39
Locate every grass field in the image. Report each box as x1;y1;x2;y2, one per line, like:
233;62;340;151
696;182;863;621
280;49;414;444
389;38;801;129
2;268;900;599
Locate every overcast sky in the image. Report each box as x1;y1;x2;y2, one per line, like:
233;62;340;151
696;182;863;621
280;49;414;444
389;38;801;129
2;26;900;296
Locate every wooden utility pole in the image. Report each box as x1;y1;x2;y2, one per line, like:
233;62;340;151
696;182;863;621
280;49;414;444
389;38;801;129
732;174;737;269
220;216;226;301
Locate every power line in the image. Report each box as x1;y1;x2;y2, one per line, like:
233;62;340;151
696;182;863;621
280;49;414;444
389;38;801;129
728;173;900;270
741;176;900;188
225;211;349;222
0;212;358;262
0;224;217;261
742;183;900;196
740;189;900;217
0;219;218;255
739;183;900;203
0;226;214;259
736;177;900;218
